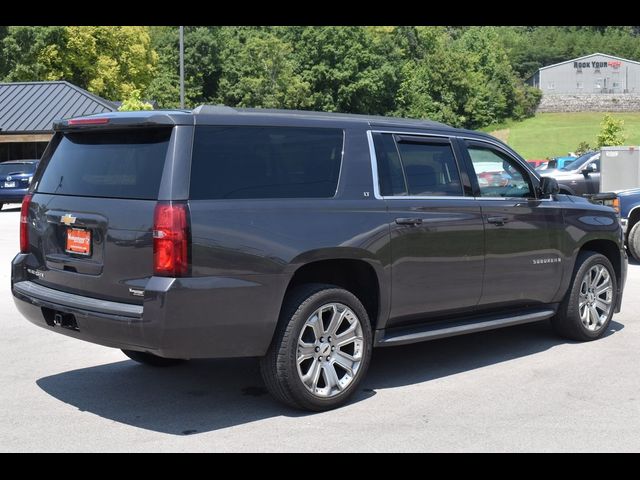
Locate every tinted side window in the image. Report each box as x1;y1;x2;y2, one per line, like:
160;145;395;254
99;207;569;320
190;126;343;200
467;145;532;198
37;129;171;200
372;133;407;196
396;140;463;196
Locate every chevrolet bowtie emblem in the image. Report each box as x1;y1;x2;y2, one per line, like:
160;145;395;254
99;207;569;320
61;214;77;226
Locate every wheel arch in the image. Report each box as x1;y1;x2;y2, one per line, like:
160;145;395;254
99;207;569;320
627;204;640;233
280;251;387;331
577;239;622;284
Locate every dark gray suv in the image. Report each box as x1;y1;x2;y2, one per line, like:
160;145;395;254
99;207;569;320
12;107;627;411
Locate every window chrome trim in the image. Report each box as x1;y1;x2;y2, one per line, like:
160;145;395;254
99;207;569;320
367;130;469;201
459;135;540;181
367;129;543;201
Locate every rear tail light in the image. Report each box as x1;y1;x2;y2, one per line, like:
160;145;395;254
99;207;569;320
20;194;32;253
153;202;190;277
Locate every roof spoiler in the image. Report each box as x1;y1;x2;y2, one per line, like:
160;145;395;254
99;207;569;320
53;112;192;131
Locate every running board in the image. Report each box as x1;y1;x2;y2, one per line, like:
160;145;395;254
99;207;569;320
375;308;556;347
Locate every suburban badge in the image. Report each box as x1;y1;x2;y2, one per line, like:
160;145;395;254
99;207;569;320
532;258;562;265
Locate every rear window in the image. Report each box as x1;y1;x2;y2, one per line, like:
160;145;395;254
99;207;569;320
37;129;171;200
0;163;37;176
190;126;343;200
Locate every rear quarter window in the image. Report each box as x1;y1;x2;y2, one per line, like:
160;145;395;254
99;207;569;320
37;128;171;200
189;126;344;200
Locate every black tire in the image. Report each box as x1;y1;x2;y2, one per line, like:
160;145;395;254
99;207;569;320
552;251;617;341
627;222;640;262
260;283;373;411
122;349;186;367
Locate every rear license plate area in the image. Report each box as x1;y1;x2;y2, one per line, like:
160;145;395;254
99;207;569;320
65;228;91;256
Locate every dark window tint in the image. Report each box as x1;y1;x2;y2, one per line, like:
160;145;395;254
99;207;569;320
396;140;463;196
372;133;407;196
37;129;171;200
190;126;343;200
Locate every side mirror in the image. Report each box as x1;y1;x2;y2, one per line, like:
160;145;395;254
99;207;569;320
581;163;597;175
539;177;559;197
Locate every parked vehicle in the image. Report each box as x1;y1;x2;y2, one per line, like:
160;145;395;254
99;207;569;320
527;159;547;170
590;188;640;261
600;146;640;192
0;160;38;209
620;188;640;261
12;107;627;411
541;151;600;195
549;156;578;170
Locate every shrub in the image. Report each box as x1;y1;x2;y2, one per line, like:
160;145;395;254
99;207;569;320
596;114;626;148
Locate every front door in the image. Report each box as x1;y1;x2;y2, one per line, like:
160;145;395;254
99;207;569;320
370;132;484;328
584;158;601;194
462;139;565;308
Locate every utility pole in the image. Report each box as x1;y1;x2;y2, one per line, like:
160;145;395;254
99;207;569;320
179;26;185;109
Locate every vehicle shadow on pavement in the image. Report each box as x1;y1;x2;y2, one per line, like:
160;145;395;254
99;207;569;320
36;320;624;435
363;320;623;390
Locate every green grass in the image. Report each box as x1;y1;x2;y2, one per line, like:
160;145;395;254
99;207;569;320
485;112;640;159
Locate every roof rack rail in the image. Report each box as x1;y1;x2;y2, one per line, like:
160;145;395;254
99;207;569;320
192;105;238;115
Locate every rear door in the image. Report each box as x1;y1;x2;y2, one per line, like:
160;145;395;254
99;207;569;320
27;127;179;304
370;132;484;327
461;139;564;307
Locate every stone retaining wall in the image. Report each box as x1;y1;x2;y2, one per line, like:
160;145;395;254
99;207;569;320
537;93;640;113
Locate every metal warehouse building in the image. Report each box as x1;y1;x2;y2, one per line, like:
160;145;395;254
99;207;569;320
526;53;640;95
0;81;116;162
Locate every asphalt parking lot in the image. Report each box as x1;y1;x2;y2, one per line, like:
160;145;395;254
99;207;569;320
0;206;639;452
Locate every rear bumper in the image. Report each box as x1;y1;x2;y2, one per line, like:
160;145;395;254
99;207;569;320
0;188;28;203
12;254;286;358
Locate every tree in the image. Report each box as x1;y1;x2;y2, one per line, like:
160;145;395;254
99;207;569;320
394;27;536;128
118;89;153;111
145;26;223;109
596;114;626;147
215;30;311;109
395;47;477;127
1;26;66;82
575;141;592;156
279;26;401;114
37;26;157;100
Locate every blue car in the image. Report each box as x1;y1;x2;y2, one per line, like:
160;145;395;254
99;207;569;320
0;160;38;209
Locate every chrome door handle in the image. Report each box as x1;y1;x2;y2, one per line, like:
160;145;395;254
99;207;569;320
395;218;423;226
487;216;509;226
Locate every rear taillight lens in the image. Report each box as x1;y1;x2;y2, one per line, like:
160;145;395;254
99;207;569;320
153;202;190;277
20;194;32;253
